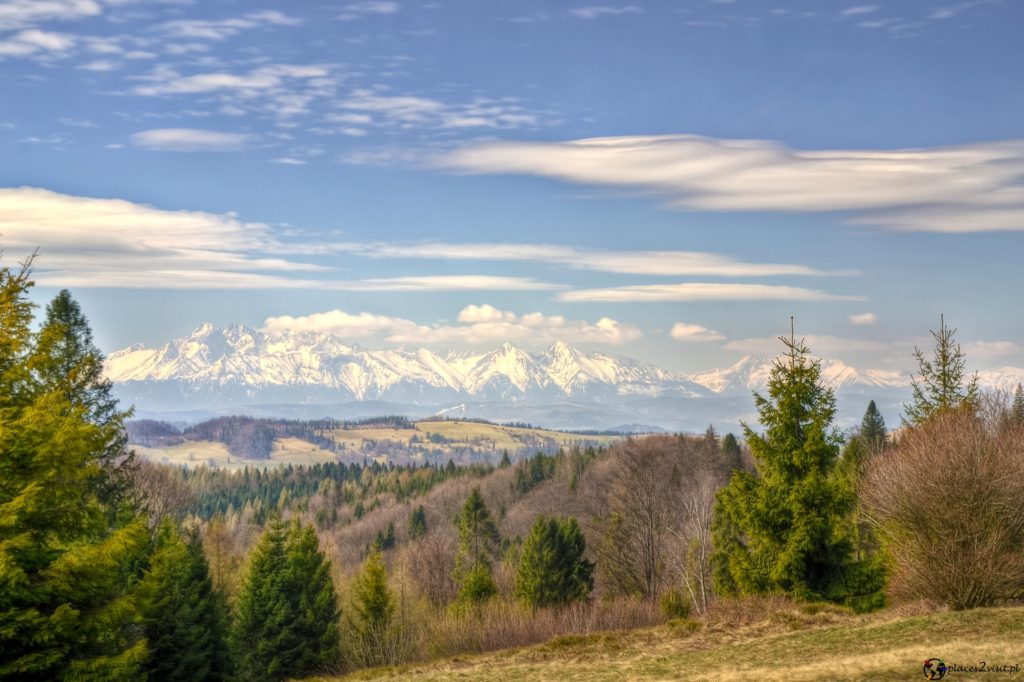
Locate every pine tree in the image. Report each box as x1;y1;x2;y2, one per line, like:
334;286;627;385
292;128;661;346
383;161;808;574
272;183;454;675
137;519;232;681
454;488;500;604
0;260;150;680
499;450;512;468
30;289;135;510
233;518;340;681
408;505;427;539
859;401;888;453
904;315;979;425
348;551;397;667
1012;384;1024;425
710;323;884;610
514;516;594;609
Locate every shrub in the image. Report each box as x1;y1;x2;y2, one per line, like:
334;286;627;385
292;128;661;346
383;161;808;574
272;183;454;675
660;587;691;620
863;411;1024;609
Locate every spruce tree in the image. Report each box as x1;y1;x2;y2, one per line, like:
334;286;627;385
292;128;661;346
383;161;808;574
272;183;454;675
721;433;742;471
138;519;232;681
348;551;397;667
233;518;340;681
904;315;978;425
710;324;884;610
1012;384;1024;425
30;290;135;510
454;488;500;605
409;505;427;539
859;401;887;453
0;260;150;680
514;516;594;609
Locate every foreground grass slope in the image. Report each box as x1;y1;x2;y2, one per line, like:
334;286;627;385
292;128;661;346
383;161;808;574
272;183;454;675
312;604;1024;681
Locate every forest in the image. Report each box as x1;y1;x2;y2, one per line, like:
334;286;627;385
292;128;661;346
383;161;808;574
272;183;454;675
2;257;1024;681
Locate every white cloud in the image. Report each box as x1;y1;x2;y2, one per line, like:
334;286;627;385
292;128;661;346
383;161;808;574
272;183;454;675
557;283;862;303
841;5;879;15
440;135;1024;233
338;89;539;130
131;128;250;151
342;241;849;277
569;6;644;19
157;11;302;41
337;1;400;21
0;29;76;58
262;310;416;337
0;0;101;31
263;304;641;346
670;322;726;342
270;157;306;165
0;187;565;292
849;312;878;326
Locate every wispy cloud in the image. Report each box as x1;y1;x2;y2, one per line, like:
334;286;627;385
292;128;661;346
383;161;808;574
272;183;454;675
670;322;726;342
556;282;862;303
156;11;301;41
338;88;539;130
0;29;76;59
336;1;400;21
441;135;1024;233
263;303;641;345
841;5;880;16
569;6;644;19
0;0;101;31
0;187;566;292
340;241;850;277
131;128;250;151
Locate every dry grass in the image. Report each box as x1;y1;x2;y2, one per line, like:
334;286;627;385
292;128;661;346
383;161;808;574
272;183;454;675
304;603;1024;681
135;436;337;469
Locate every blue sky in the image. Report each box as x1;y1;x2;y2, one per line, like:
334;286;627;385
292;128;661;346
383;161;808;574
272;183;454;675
1;0;1022;373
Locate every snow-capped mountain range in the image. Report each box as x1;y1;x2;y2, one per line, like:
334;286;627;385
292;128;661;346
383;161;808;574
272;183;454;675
105;323;1022;430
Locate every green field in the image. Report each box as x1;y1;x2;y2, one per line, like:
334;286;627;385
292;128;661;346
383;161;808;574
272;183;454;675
311;605;1024;682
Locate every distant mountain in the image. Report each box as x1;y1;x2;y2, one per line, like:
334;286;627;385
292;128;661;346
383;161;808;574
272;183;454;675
105;324;1022;431
692;355;908;396
106;323;708;409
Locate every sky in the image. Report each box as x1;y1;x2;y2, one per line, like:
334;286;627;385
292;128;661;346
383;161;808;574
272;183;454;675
1;0;1022;374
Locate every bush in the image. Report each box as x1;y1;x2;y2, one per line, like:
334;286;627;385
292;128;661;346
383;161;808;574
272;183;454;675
863;411;1024;609
660;587;691;620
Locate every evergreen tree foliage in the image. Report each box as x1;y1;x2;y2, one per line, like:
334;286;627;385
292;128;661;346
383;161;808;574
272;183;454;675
233;517;340;681
408;505;427;539
1012;384;1024;425
30;289;135;510
0;259;150;680
348;551;397;666
721;433;742;471
859;401;887;452
374;521;396;551
710;325;884;610
514;516;594;609
454;488;500;604
137;519;231;681
904;315;979;425
499;450;512;468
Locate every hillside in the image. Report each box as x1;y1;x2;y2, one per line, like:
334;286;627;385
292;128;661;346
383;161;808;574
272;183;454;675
131;417;624;469
314;603;1024;682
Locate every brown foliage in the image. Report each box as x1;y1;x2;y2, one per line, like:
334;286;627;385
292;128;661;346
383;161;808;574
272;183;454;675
863;410;1024;609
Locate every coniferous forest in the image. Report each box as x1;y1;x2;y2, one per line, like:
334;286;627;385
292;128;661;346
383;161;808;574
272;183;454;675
3;259;1024;681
